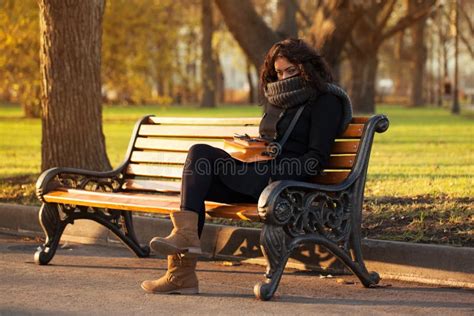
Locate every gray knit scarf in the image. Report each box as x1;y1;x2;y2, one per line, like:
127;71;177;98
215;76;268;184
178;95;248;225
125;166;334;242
259;76;353;140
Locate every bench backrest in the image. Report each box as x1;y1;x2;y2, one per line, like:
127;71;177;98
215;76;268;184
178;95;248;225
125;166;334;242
119;115;370;194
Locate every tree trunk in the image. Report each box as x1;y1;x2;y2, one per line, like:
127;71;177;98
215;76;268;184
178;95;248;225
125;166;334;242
157;72;165;97
21;84;42;118
275;0;298;38
451;0;460;115
350;52;379;114
200;0;216;108
214;0;281;70
216;0;358;83
346;0;435;113
314;3;362;82
215;52;225;103
38;0;111;171
246;59;257;104
22;100;41;118
410;25;427;107
409;3;428;107
436;14;444;107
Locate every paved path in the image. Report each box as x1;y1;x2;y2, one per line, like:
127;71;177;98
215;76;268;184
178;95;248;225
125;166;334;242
0;234;473;315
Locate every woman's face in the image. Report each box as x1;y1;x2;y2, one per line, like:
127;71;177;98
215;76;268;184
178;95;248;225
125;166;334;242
274;56;300;81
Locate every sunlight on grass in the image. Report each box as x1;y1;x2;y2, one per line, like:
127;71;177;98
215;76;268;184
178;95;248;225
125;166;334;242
1;104;473;198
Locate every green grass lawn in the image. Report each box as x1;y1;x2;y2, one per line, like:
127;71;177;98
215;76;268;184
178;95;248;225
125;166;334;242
1;103;473;246
1;104;472;197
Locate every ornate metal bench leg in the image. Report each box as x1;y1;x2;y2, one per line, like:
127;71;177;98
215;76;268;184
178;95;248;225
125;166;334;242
116;211;150;257
290;234;380;288
34;203;68;265
254;225;291;301
349;232;380;287
87;210;150;258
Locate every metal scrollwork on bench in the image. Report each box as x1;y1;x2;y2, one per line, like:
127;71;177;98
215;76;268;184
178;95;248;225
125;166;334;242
282;189;352;246
57;173;123;192
255;186;379;301
263;188;353;247
35;171;123;204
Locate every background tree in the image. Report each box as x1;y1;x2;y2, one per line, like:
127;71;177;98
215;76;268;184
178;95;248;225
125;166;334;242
102;0;179;104
216;0;369;103
38;0;110;171
434;3;452;106
346;0;436;113
200;0;217;108
451;0;460;114
214;0;281;72
458;0;473;58
301;0;364;82
275;0;298;38
409;0;431;107
0;0;41;117
217;0;390;113
1;0;471;116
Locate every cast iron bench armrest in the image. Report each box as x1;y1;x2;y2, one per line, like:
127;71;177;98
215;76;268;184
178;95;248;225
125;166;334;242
35;166;126;203
258;114;389;224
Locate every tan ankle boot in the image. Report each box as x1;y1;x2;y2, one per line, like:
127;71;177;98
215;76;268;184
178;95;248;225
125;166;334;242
149;211;202;257
141;254;199;294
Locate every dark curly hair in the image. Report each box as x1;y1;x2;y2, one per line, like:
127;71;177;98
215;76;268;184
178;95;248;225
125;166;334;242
259;38;333;94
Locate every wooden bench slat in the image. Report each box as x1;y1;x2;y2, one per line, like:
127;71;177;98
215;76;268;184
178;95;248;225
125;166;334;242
124;170;351;187
325;155;356;168
139;123;364;139
351;117;369;124
148;116;260;125
148;116;368;125
43;188;259;220
139;125;259;138
122;171;351;190
206;208;260;221
340;124;364;138
125;163;183;179
134;137;225;152
122;179;181;192
331;141;359;154
129;161;359;181
311;171;350;184
131;150;356;168
134;138;359;154
130;151;189;164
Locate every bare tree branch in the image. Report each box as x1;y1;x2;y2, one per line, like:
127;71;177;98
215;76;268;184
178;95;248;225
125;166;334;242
459;4;474;35
214;0;281;70
290;0;312;28
346;32;365;57
459;28;474;58
362;14;378;32
377;0;397;31
381;1;436;42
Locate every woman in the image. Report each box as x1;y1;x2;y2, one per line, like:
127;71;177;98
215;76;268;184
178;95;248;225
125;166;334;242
141;38;352;294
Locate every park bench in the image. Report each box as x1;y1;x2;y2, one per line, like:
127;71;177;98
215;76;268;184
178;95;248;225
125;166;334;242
35;113;389;300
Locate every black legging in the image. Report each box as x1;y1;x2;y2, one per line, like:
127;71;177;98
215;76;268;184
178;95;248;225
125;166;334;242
180;144;258;237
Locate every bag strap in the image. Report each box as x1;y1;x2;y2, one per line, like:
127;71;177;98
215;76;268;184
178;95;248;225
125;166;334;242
277;104;307;149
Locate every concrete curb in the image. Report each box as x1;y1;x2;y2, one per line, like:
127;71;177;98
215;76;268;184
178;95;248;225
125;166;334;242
1;202;473;288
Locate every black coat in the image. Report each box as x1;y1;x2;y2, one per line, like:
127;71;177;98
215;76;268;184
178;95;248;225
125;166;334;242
218;93;343;199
